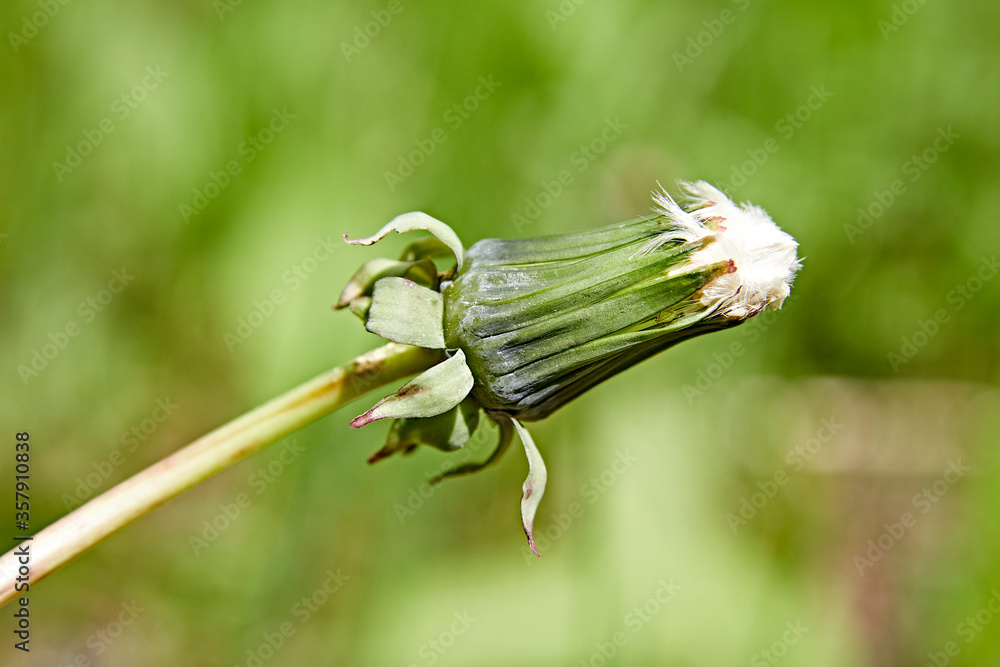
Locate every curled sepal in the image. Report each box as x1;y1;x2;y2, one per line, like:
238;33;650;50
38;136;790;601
512;418;547;557
344;211;465;272
431;415;513;484
367;398;481;464
350;350;474;429
336;257;437;310
365;277;446;349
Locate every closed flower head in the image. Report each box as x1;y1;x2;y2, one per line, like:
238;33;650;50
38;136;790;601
338;181;801;555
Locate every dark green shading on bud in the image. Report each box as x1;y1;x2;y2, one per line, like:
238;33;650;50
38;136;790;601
444;219;738;421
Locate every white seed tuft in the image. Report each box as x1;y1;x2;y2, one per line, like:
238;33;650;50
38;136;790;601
652;181;801;319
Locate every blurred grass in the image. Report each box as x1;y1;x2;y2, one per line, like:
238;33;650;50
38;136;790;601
1;0;999;665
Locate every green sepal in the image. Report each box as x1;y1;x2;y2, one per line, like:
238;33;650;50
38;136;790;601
350;350;474;428
365;277;446;349
348;296;371;321
345;211;466;272
336;258;437;310
367;398;481;464
512;418;547;557
430;414;513;483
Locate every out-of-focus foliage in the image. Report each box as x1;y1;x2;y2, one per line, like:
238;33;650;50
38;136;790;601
1;0;998;665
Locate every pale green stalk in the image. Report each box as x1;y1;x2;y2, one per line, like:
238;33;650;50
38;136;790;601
0;342;439;608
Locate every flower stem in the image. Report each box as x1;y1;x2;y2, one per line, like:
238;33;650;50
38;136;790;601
0;342;440;608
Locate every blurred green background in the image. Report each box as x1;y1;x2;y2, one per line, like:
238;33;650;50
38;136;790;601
2;0;999;665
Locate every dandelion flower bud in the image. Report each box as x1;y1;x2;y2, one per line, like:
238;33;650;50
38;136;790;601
444;180;801;421
339;181;801;554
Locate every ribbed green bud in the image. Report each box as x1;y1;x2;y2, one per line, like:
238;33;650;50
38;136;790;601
443;219;738;421
338;181;801;555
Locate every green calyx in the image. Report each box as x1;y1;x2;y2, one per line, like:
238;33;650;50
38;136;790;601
339;212;487;467
338;210;560;555
337;185;798;556
336;211;727;558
